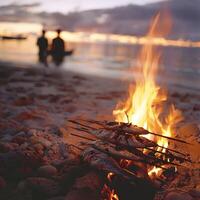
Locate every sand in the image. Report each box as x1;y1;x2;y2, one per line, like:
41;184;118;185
0;63;200;199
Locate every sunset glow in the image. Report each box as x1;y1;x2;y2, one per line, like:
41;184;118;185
1;22;200;48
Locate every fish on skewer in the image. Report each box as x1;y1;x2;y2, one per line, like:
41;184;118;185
76;127;157;148
69;122;157;148
71;132;183;167
82;147;142;185
81;140;142;162
69;120;187;158
69;125;188;164
76;119;190;145
81;140;169;170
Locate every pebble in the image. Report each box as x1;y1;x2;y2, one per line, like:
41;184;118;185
47;197;65;200
73;171;102;191
64;171;102;200
0;176;6;189
65;188;99;200
12;135;27;145
33;143;44;152
15;131;26;137
30;136;52;147
26;177;61;196
164;192;193;200
45;126;63;137
1;134;13;142
38;165;58;177
0;142;18;152
189;185;200;198
193;104;200;111
27;129;37;137
17;180;27;191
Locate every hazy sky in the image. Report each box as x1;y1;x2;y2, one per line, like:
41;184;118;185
0;0;165;13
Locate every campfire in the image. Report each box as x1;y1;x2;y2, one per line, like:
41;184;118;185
69;13;191;200
113;12;184;178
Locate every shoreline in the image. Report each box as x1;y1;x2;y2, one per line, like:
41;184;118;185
0;60;200;94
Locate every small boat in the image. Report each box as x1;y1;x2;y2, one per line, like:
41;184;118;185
1;35;27;40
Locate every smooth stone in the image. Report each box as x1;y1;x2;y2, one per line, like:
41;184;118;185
15;131;26;137
0;142;18;152
38;165;57;177
1;135;13;142
12;135;27;145
164;192;193;200
189;185;200;198
193;104;200;111
26;177;61;196
0;176;6;189
65;188;99;200
30;136;52;147
33;143;44;152
47;197;65;200
64;172;102;200
17;180;27;191
73;172;102;191
27;129;37;137
45;126;63;137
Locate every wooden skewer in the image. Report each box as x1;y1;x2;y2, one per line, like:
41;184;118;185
157;145;186;156
91;144;168;171
69;144;84;151
69;126;188;164
144;147;191;163
69;122;187;157
77;119;190;145
71;133;94;141
68;125;90;133
78;139;168;171
148;131;191;145
69;120;97;130
70;132;182;167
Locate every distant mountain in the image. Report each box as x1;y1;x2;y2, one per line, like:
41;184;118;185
0;0;200;40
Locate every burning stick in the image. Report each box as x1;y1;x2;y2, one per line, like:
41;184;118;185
144;147;191;163
71;133;94;141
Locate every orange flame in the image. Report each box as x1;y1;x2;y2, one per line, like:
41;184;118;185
113;13;183;177
102;184;119;200
110;190;119;200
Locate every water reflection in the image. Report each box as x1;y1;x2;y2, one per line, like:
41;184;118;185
0;36;200;89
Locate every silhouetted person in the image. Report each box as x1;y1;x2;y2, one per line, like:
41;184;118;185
37;30;48;66
51;29;65;66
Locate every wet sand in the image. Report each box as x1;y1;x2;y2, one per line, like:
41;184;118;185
0;63;200;143
0;64;127;139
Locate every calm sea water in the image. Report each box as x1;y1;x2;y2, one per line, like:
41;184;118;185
0;36;200;90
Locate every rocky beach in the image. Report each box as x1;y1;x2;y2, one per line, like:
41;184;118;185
0;64;199;200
